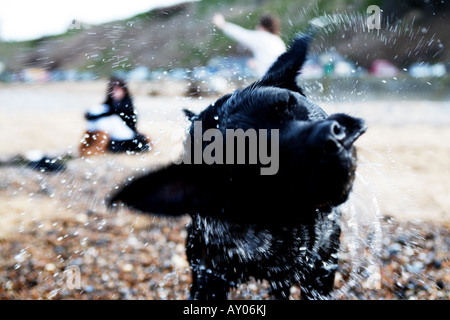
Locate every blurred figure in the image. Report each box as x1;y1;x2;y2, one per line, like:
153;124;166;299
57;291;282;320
213;12;286;77
369;59;399;78
80;77;151;156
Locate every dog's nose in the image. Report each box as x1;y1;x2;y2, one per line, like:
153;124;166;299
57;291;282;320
309;120;346;155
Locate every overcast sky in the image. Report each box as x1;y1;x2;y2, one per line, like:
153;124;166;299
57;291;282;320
0;0;192;41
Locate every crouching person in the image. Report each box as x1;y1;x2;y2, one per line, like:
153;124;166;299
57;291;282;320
80;77;151;157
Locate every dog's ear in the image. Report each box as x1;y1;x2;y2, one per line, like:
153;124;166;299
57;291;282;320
108;164;218;216
257;33;311;95
183;109;197;122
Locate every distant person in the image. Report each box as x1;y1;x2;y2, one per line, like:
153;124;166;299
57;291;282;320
213;12;286;77
80;77;151;156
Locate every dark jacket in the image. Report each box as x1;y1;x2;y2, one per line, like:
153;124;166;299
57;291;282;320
85;96;137;132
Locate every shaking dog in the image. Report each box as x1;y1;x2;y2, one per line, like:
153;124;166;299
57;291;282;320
110;31;366;300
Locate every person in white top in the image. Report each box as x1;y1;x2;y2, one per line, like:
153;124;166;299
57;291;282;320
213;13;286;77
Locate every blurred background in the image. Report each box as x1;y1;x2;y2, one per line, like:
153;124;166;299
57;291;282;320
0;0;448;89
0;0;448;300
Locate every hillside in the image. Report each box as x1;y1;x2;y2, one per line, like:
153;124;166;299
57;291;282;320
0;0;448;77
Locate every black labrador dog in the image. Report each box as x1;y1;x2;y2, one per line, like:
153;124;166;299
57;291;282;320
110;32;366;300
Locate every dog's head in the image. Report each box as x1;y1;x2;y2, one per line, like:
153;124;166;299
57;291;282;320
110;34;366;226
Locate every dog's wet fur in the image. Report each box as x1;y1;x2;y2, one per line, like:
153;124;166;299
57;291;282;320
110;32;366;300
